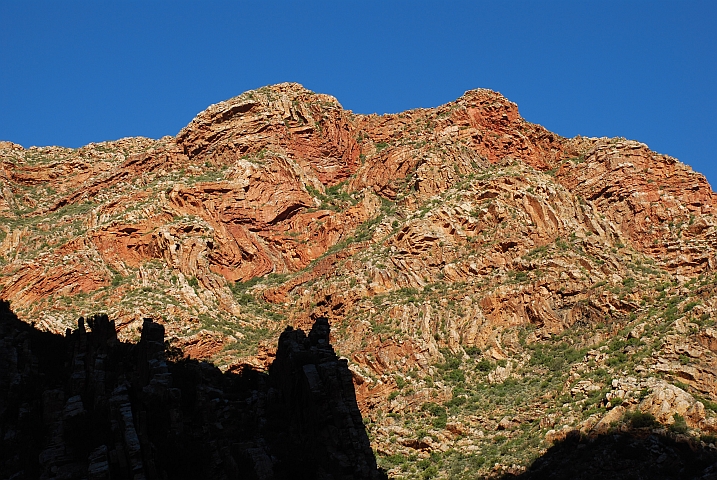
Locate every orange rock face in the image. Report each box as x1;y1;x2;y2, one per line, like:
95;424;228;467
3;83;717;474
557;138;716;274
1;81;714;346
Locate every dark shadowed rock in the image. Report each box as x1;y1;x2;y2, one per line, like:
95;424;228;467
0;301;386;480
501;429;717;480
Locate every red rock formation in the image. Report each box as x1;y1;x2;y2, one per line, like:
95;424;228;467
3;83;717;477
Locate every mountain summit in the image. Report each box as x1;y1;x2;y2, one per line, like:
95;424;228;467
2;83;717;477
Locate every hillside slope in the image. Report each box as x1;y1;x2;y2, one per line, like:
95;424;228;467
2;83;717;477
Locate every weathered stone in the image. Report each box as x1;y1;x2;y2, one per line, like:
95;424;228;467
3;83;717;478
0;301;385;479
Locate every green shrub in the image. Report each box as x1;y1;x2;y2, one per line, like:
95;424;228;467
609;338;627;352
607;352;627;366
625;411;658;429
235;293;254;306
530;342;587;372
669;413;688;434
464;346;481;357
508;270;529;283
683;301;700;313
673;380;690;391
421;402;448;429
446;396;467;408
231;275;263;294
422;465;438;479
477;359;492;372
445;369;465;383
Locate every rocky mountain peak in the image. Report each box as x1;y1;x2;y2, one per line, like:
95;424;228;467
2;85;717;477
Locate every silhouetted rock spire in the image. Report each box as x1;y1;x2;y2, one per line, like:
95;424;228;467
0;303;385;479
269;317;383;479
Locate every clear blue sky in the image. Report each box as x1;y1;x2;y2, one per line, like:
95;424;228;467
2;1;716;186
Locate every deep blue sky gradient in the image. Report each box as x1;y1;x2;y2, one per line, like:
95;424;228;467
2;1;716;186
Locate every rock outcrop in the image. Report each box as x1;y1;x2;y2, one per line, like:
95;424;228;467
0;300;385;479
3;83;717;477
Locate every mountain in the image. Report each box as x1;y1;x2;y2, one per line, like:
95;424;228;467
2;83;717;477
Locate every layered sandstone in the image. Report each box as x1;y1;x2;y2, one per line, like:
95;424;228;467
2;83;717;477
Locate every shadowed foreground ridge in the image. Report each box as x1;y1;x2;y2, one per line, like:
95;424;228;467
502;429;717;480
0;300;386;480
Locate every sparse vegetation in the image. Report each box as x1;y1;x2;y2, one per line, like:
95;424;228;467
3;85;717;479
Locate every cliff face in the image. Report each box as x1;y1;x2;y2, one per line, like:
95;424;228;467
0;301;383;479
2;83;717;477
